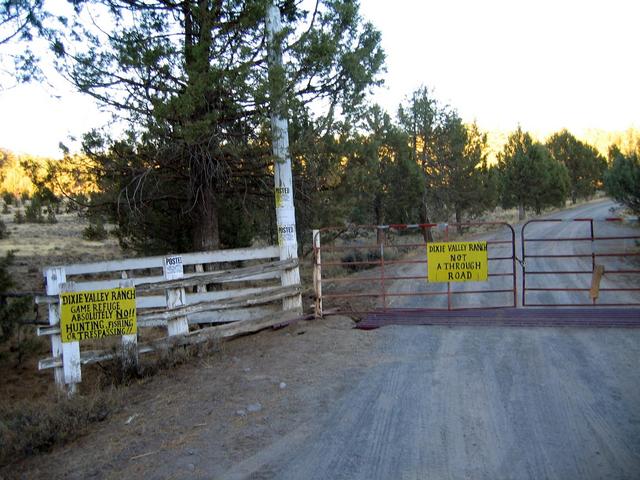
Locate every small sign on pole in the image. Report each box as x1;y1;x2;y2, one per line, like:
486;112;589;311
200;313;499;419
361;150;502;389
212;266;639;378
164;255;184;280
427;241;488;282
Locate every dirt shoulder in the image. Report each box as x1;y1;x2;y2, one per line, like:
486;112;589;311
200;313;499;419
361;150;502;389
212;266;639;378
2;315;375;479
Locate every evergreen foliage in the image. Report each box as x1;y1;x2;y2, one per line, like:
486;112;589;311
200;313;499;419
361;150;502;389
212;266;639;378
397;87;496;227
29;0;385;253
546;130;607;203
342;105;422;226
498;127;570;219
0;253;32;349
13;209;24;224
0;0;48;85
6;1;621;249
24;197;44;223
82;214;108;241
604;146;640;214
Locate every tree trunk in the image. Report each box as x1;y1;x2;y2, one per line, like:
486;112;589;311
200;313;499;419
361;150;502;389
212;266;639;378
455;207;463;235
419;203;434;243
374;194;384;245
192;187;220;252
518;204;526;221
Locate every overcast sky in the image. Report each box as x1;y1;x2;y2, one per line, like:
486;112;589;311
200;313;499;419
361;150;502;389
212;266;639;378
0;0;638;158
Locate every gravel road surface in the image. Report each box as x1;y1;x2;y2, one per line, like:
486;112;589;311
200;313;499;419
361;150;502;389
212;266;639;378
221;200;640;480
223;327;640;480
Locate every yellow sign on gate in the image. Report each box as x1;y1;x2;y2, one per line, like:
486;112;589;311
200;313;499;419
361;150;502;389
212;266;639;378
60;287;137;343
427;241;488;283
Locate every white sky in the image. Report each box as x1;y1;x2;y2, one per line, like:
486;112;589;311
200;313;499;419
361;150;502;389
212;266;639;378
0;0;638;158
359;0;639;135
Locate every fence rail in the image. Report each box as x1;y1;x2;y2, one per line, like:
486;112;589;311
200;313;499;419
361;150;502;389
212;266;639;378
38;245;301;394
521;218;640;306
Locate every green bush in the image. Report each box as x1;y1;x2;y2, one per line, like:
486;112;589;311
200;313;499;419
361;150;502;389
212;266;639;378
0;219;7;239
0;253;32;351
83;215;108;241
45;206;57;224
24;199;44;223
13;210;24;224
604;147;640;214
1;193;13;206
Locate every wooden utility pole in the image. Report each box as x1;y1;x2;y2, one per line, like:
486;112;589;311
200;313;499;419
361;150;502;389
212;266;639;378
266;3;302;313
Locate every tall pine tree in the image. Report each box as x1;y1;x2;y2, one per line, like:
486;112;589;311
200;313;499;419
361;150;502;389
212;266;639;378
23;0;385;252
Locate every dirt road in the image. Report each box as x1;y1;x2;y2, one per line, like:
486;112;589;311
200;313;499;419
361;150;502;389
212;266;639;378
6;200;640;480
224;327;640;480
220;200;640;479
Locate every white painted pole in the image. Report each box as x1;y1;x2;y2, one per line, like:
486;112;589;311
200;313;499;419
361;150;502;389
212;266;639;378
266;3;302;314
163;255;190;336
59;282;81;389
44;267;65;390
312;229;323;318
119;276;138;370
45;267;78;396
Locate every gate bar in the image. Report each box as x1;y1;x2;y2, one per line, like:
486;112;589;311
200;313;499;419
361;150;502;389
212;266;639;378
313;221;517;315
521;217;640;307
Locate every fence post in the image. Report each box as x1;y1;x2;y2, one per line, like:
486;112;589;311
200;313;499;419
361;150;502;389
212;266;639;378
164;255;189;336
59;280;81;394
44;268;72;393
312;229;323;318
119;275;138;370
194;264;207;293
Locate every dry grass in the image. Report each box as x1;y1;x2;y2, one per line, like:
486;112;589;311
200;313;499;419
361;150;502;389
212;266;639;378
1;207;122;292
0;205;129;466
0;336;225;467
0;389;124;467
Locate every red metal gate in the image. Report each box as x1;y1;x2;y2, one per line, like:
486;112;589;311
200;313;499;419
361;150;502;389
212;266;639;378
312;222;516;317
521;217;640;306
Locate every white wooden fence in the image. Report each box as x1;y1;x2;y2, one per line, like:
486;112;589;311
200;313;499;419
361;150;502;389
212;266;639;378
37;245;302;394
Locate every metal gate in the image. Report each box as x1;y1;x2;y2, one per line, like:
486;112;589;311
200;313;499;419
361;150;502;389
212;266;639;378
312;222;517;317
521;217;640;307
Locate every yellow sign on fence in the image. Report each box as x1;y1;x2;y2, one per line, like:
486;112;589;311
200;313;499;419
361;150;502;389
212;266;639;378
427;241;488;283
60;287;137;343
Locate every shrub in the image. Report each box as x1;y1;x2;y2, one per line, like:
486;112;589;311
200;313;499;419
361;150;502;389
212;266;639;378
0;219;7;239
341;248;382;272
0;392;121;465
45;206;57;224
0;253;32;352
13;210;24;224
83;215;108;241
1;193;13;206
1;203;9;214
24;199;44;223
604;148;640;214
